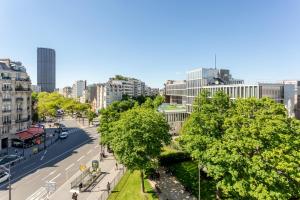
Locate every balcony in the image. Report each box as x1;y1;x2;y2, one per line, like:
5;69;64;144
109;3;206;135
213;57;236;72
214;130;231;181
15;77;30;82
2;87;12;91
2;109;11;113
15;117;30;123
15;87;31;92
17;108;23;112
16;97;23;101
3;120;11;125
2;98;11;102
1;76;11;80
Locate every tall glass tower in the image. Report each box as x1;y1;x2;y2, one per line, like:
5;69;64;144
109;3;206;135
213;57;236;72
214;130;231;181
37;47;56;92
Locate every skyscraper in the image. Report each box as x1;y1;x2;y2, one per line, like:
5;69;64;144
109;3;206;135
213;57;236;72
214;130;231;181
37;47;56;92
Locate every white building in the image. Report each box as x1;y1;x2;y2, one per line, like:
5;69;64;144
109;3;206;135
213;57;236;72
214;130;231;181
95;81;123;111
0;59;32;151
72;80;87;99
31;85;41;93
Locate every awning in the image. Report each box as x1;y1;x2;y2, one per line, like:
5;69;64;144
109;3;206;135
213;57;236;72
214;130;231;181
17;131;33;140
17;127;45;140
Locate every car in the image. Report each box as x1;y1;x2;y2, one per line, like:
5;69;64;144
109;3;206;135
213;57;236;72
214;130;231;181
59;131;68;139
0;155;22;166
0;171;9;183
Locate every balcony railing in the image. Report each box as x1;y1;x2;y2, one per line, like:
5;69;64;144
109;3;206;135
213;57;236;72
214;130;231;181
3;120;11;125
15;87;31;91
17;108;23;112
16;97;23;101
2;98;11;102
15;77;30;81
2;109;11;113
1;77;11;80
2;87;12;91
15;117;30;123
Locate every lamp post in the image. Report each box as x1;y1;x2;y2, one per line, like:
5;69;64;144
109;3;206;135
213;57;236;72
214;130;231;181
198;162;201;200
0;164;11;200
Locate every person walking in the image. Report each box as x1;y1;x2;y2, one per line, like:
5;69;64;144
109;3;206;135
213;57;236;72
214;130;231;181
72;192;78;200
115;162;118;170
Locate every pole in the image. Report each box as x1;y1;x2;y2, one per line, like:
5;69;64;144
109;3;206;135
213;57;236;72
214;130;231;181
9;164;11;200
198;163;201;200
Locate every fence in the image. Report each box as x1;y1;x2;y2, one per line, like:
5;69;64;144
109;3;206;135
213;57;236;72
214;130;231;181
98;168;126;200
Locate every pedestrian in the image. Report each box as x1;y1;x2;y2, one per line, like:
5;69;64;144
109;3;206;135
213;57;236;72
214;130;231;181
115;162;118;170
72;192;78;200
107;182;111;193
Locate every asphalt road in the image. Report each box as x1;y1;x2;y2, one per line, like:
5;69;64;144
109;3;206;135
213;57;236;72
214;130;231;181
0;119;101;200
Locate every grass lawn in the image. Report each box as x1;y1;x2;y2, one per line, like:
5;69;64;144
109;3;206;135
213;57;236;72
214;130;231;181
169;161;216;200
108;170;158;200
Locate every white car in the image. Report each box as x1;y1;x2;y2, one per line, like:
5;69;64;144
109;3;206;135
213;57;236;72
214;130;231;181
59;131;68;139
0;171;9;183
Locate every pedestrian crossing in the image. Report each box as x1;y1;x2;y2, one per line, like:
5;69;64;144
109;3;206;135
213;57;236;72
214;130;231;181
67;128;80;134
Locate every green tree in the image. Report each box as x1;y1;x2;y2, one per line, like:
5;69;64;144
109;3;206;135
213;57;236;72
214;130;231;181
180;91;300;199
153;95;165;109
87;110;97;125
110;107;171;192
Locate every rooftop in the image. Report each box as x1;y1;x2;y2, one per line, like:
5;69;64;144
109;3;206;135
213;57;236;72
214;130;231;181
158;103;187;113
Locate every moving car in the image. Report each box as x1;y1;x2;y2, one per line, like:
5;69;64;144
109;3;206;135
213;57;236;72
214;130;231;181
59;131;68;139
0;171;9;183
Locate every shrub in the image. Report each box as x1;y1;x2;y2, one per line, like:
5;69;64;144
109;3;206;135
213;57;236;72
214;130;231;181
159;151;191;166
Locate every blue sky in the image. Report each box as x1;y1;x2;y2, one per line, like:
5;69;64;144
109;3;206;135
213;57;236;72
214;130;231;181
1;0;300;88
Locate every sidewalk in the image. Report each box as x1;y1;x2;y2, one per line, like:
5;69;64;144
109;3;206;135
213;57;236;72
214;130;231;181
149;168;197;200
49;149;122;200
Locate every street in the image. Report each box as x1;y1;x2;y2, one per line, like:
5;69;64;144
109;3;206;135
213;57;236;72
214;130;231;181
0;118;101;200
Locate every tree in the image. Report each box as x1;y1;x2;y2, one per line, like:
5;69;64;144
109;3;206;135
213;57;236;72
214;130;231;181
110;107;171;192
153;95;165;109
87;110;97;125
180;91;300;199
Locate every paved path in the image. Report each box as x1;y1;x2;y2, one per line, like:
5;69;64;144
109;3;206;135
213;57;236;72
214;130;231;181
149;168;197;200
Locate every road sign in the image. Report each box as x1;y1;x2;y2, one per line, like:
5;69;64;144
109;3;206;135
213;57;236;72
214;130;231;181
45;181;56;193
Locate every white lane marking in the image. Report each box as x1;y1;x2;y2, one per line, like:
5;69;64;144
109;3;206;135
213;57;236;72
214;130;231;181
77;156;85;162
65;163;75;171
40;150;47;161
23;162;36;169
87;150;92;155
50;173;61;182
42;170;57;181
25;187;47;200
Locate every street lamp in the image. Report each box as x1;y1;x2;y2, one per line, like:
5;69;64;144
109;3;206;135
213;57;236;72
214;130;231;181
198;162;201;200
0;164;11;200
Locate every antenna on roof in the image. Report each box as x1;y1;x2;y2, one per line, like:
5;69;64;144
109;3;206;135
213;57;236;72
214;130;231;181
214;54;217;69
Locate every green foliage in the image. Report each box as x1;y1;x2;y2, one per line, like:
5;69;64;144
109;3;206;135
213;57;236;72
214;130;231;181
180;91;300;199
97;100;135;146
159;151;191;166
110;107;171;171
36;92;90;121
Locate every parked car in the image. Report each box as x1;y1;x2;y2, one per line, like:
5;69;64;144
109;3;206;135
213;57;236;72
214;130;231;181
59;131;68;139
0;155;22;166
0;171;9;183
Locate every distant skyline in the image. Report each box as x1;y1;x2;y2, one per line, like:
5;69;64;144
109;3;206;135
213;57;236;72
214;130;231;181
1;0;300;88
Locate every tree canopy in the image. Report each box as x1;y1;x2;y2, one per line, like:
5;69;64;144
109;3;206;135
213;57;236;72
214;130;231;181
110;106;171;192
180;90;300;199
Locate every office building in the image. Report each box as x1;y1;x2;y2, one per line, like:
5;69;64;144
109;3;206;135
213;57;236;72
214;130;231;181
0;59;32;151
37;48;56;92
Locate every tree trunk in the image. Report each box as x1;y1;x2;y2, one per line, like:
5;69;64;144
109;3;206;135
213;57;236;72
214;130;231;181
216;187;221;200
140;170;145;193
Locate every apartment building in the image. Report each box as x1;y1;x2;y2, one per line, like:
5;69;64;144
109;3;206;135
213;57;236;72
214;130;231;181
72;80;87;99
164;80;187;105
95;81;123;111
0;59;32;151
